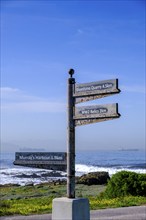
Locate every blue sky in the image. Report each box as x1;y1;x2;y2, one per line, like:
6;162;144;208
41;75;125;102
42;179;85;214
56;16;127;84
1;0;145;152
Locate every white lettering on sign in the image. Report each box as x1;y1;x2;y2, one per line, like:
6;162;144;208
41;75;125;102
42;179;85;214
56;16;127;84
80;108;108;115
17;153;66;161
76;83;113;93
74;79;120;104
74;103;119;120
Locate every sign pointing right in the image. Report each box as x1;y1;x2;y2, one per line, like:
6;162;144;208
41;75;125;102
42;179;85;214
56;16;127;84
74;79;120;104
74;103;120;126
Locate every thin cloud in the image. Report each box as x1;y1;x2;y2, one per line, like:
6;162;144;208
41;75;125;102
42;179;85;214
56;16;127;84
2;101;65;113
121;85;145;94
1;87;65;113
1;87;19;92
77;29;84;35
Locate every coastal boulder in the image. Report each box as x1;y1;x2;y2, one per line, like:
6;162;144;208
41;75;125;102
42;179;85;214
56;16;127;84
76;172;110;185
25;182;34;186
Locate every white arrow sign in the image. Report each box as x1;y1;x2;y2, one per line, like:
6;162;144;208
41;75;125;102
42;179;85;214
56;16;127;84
74;79;120;104
74;103;120;126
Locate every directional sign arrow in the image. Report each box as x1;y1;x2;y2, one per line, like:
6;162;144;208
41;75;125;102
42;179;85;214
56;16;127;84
74;103;120;126
74;79;120;104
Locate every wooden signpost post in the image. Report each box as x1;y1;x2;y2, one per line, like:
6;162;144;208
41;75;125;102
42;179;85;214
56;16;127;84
67;69;120;199
67;69;76;198
52;69;121;220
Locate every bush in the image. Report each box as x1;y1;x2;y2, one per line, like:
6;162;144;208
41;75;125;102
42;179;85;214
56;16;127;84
0;200;11;208
104;171;146;198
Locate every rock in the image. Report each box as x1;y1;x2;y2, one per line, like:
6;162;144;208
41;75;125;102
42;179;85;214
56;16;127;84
0;184;20;187
25;182;34;186
76;172;110;185
15;173;39;178
41;171;63;177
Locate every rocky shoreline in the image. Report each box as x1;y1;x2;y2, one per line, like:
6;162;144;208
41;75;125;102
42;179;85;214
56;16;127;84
0;171;110;187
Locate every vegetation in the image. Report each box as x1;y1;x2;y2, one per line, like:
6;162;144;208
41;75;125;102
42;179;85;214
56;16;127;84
89;195;146;209
0;183;106;216
0;171;146;216
104;171;146;198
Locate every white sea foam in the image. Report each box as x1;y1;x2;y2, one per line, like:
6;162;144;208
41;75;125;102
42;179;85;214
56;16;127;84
75;164;146;177
0;167;66;186
0;164;145;186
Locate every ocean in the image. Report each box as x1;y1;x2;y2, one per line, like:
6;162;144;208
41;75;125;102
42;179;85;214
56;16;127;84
0;150;145;186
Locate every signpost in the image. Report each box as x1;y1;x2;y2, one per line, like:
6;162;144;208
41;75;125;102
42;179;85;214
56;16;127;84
67;70;121;199
52;69;121;220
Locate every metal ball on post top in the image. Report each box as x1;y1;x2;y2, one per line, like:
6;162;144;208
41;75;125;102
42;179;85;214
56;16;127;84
68;68;75;78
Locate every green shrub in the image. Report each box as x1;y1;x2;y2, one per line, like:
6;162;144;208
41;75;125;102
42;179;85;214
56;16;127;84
0;200;11;208
104;171;146;198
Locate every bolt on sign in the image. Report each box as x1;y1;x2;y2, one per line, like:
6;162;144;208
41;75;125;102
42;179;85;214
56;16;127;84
74;79;120;104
